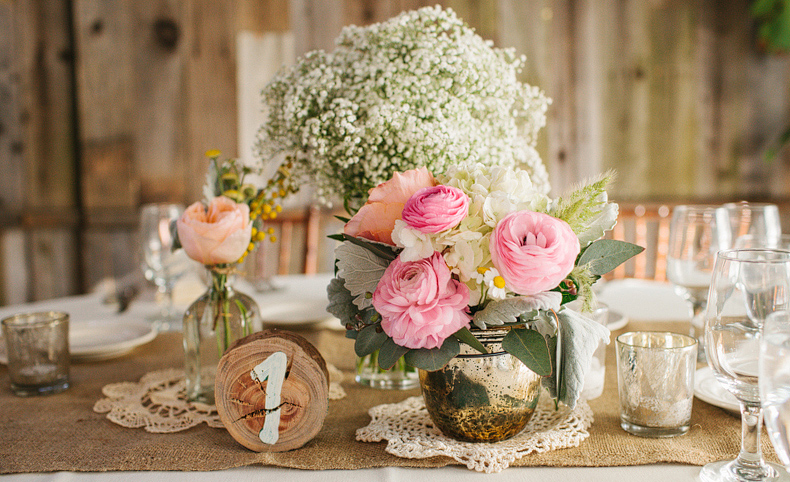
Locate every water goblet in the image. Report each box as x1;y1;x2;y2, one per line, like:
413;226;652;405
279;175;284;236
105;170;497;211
725;202;782;248
760;310;790;472
140;203;192;331
701;249;790;482
666;205;732;359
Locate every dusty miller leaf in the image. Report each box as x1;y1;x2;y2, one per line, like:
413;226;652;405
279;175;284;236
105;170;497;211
335;241;389;310
550;308;610;409
472;292;562;329
326;277;358;327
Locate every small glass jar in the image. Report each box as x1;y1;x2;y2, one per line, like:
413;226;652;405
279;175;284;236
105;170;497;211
182;267;260;403
419;329;542;442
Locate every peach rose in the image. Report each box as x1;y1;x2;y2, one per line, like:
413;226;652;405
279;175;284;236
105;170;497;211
177;196;252;265
344;167;437;245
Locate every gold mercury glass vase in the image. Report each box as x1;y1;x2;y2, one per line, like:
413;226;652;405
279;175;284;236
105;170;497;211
419;328;542;442
182;266;260;404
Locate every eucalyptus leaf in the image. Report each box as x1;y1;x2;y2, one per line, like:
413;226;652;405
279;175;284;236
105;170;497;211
452;327;488;354
502;328;552;377
472;292;562;329
377;338;410;370
404;337;460;371
335;241;389;310
354;324;388;357
577;239;644;276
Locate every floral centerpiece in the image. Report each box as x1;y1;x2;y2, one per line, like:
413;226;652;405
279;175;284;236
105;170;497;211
254;6;643;440
326;163;640;413
175;151;296;402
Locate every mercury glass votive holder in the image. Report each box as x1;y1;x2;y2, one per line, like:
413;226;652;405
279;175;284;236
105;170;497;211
2;311;70;396
616;331;697;437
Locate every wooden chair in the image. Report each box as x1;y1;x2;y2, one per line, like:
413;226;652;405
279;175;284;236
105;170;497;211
246;206;343;278
605;202;673;281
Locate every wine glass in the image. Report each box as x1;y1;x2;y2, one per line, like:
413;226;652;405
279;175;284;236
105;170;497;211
666;205;732;359
725;202;782;248
139;203;192;331
701;249;790;482
760;310;790;472
736;234;790;250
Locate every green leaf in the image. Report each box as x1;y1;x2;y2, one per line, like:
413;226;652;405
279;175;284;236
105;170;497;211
354;324;387;357
404;337;460;371
377;338;410;370
335;215;351;223
452;327;488;354
327;233;346;242
501;328;552;377
577;239;644;276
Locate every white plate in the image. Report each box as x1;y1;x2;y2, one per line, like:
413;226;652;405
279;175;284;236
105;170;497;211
694;366;740;414
607;310;628;331
0;319;157;364
258;299;334;326
597;279;690;322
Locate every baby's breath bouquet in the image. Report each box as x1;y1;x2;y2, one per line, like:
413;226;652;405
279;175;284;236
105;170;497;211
256;6;550;212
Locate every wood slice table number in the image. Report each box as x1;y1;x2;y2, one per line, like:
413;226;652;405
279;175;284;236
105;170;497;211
214;330;329;452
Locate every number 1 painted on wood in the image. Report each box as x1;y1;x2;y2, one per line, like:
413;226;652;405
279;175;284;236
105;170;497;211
250;351;287;444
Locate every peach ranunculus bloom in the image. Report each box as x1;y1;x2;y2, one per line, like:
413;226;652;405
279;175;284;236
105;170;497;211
343;167;437;245
177;196;252;265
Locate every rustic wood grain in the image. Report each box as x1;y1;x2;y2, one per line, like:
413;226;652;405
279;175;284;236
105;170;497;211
215;329;329;453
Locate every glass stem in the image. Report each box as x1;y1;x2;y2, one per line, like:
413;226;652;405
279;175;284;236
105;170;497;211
732;401;771;478
690;299;705;339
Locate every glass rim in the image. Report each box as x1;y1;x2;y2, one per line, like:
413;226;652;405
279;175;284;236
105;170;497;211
616;331;697;350
1;311;69;328
722;201;779;209
717;248;790;262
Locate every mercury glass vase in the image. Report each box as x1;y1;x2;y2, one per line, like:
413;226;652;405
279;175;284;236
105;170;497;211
356;351;419;390
182;267;260;404
419;329;542;442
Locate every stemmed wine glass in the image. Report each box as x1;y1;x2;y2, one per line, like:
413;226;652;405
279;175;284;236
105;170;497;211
702;249;790;482
140;203;192;331
666;205;732;359
725;202;782;248
760;310;790;473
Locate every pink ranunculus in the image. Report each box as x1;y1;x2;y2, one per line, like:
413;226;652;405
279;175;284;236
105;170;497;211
344;167;436;245
372;252;471;350
177;196;252;265
401;185;469;233
489;211;579;295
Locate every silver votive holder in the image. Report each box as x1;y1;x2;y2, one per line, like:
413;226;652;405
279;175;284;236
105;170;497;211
616;331;697;437
2;311;70;396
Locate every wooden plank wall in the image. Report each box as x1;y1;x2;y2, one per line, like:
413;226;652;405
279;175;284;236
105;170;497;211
1;0;790;305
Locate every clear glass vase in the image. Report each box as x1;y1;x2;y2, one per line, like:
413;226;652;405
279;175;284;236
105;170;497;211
356;351;419;390
182;267;260;404
418;329;542;442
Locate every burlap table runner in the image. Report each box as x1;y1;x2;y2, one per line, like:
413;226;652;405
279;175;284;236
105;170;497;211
0;320;779;473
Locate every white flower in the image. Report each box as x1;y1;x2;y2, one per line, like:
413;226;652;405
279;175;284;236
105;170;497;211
483;268;508;300
255;6;551;209
392;220;439;262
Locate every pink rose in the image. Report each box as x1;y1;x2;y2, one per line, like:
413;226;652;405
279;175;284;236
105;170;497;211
489;211;579;295
401;185;469;233
344;167;436;245
177;196;252;265
373;252;471;350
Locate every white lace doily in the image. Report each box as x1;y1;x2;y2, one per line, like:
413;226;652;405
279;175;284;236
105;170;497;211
94;365;346;433
356;394;593;473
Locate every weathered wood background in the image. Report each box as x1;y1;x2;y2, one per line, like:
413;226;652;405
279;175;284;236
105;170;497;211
1;0;789;304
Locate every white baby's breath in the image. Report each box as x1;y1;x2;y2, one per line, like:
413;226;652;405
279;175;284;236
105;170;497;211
255;6;550;210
